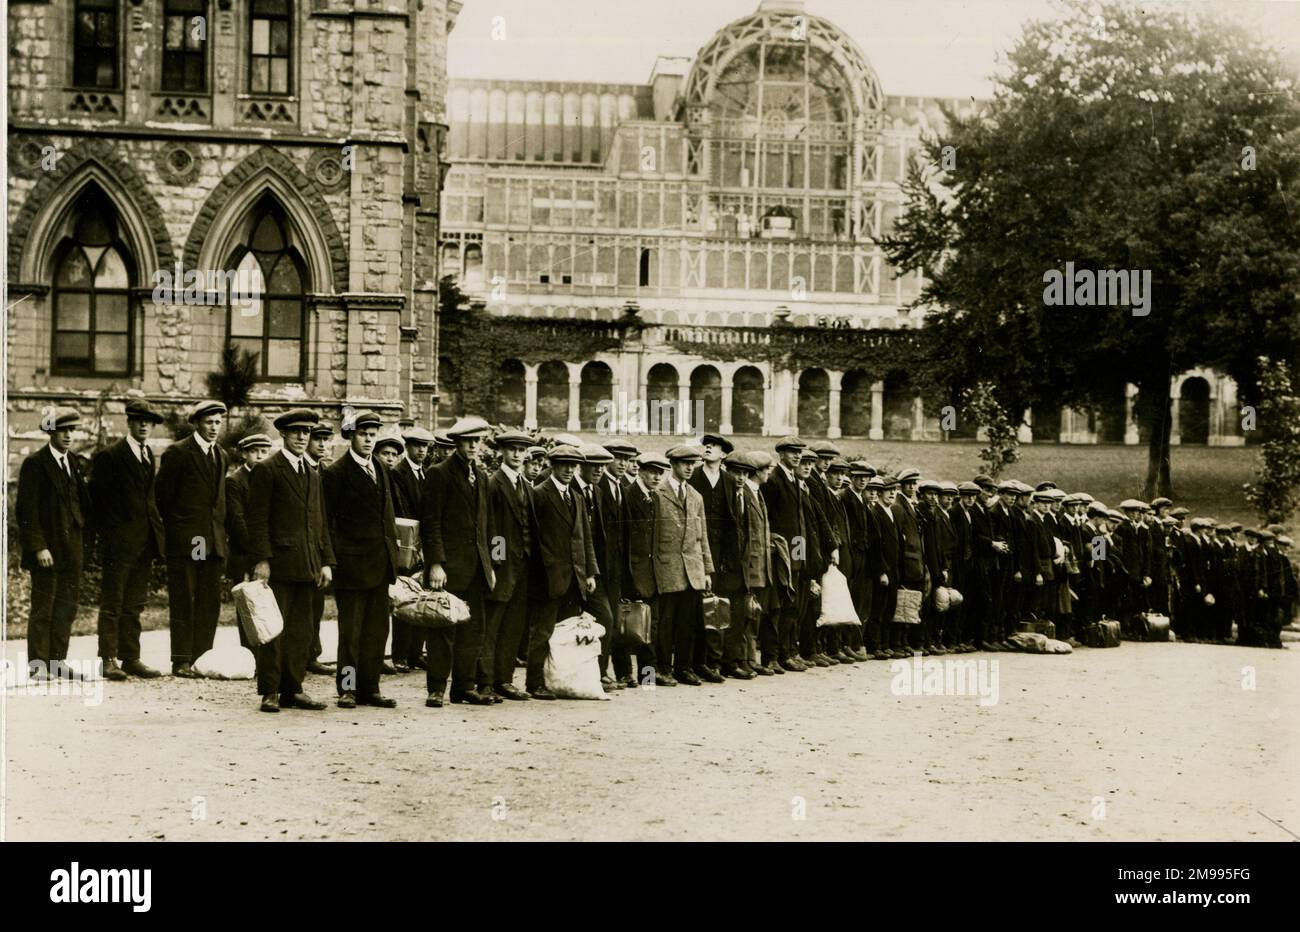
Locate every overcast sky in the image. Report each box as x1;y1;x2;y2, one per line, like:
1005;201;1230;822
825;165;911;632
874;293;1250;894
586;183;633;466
447;0;1300;99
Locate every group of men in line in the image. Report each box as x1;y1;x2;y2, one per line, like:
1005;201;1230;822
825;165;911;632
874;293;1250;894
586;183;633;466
15;402;1296;714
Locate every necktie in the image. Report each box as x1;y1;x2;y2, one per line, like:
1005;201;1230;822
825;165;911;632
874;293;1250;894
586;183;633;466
211;444;219;473
584;487;594;512
562;487;570;509
364;458;376;482
60;454;71;481
467;463;476;486
679;483;686;507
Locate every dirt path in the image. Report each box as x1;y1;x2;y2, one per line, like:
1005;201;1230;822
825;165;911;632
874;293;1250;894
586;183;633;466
4;625;1297;841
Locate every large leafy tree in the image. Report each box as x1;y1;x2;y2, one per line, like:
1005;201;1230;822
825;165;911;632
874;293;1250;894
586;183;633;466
882;0;1300;497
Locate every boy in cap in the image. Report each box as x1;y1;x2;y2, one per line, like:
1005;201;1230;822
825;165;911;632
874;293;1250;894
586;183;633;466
872;477;907;658
654;445;715;684
421;416;497;707
482;430;535;700
304;420;336;676
225;431;272;661
246;410;337;711
155;399;230;678
723;451;769;678
17;407;92;680
762;437;809;671
89;401;167;680
322;411;401;708
388;425;432;672
579;444;626;691
620;452;669;686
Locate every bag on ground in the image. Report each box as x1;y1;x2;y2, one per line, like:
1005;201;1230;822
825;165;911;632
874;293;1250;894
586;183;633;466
620;600;653;648
1083;619;1122;648
193;645;256;680
543;612;609;700
893;587;923;624
817;565;858;626
232;579;284;646
388;575;471;629
1006;632;1073;654
1136;612;1171;642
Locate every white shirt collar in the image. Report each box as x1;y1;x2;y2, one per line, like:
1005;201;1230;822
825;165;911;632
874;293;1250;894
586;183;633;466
499;463;520;484
780;463;796;482
350;449;373;471
125;435;147;462
304;453;319;469
745;476;761;492
193;433;214;455
551;475;571;496
407;454;424;473
664;474;681;495
281;448;303;470
635;477;655;497
573;474;588;491
49;446;67;467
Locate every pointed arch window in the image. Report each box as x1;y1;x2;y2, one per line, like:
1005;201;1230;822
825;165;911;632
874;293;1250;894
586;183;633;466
226;201;307;381
51;188;137;376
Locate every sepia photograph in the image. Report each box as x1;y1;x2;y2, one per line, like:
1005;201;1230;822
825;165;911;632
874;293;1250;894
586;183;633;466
2;0;1298;903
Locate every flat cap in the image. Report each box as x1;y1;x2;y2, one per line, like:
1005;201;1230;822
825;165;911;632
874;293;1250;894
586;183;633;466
374;436;405;455
746;451;774;470
402;426;436;445
274;408;318;432
774;435;806;452
1266;523;1286;535
826;457;850;473
44;407;83;432
848;461;875;477
1086;503;1109;517
1035;481;1057;492
238;433;272;450
1150;497;1173;509
548;432;583;448
1032;491;1055;502
799;449;820;462
1014;481;1034;495
636;451;670;471
603;440;639;458
896;467;921;483
1169;506;1190;518
939;481;960;494
997;480;1018;493
579;443;614;464
343;409;383;433
699;433;734;454
1243;528;1261;539
494;429;534;448
724;451;756;474
1278;535;1293;546
188;399;227;422
918;479;940;492
1120;499;1146;510
1075;492;1096;503
866;476;885;490
546;444;586;464
1044;488;1067;501
958;481;981;494
877;476;900;490
809;440;841;458
310;421;334;438
1230;522;1243;533
124;400;164;424
447;416;492;439
1106;509;1125;521
524;446;547;460
973;474;996;489
433;431;454;448
666;444;704;462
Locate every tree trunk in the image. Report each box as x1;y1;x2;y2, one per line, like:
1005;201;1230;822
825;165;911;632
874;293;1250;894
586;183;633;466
1143;381;1173;500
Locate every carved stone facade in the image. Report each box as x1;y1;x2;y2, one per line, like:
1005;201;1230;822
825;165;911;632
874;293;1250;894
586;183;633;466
6;0;461;467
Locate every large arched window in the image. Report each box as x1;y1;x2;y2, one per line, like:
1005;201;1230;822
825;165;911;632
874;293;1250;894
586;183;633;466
51;188;136;376
226;200;307;381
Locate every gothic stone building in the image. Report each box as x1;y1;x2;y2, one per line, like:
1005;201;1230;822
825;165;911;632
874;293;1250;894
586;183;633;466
435;0;1244;447
6;0;460;462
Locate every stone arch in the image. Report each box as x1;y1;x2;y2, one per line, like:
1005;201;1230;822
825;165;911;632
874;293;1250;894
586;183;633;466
579;360;613;430
12;138;176;285
840;369;873;437
690;364;723;432
798;367;830;438
184;146;346;293
495;358;526;425
1178;376;1211;445
733;365;765;435
646;362;682;435
536;360;569;429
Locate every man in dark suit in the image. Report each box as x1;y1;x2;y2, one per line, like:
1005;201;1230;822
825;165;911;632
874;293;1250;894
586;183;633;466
840;462;877;655
155;399;229;678
17;407;91;680
323;411;400;709
871;477;905;658
761;437;809;671
389;426;434;672
891;468;926;652
482;429;534;700
246;409;337;712
620;452;665;687
89;401;166;681
687;433;741;680
225;432;271;659
421;416;496;707
526;444;598;698
303;420;336;676
725;451;771;678
576;444;623;691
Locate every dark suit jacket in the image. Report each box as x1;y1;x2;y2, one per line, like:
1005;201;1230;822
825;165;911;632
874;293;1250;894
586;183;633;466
225;465;256;582
322;453;400;591
623;478;658;599
155;434;228;560
688;466;742;590
390;457;425;521
761;465;806;571
873;502;902;582
246;451;336;583
891;495;925;585
89;438;163;562
16;445;90;571
531;478;598;600
421;453;493;593
486;466;533;602
594;474;626;584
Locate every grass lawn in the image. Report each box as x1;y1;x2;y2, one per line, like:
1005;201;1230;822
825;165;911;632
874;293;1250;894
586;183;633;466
5;442;1276;642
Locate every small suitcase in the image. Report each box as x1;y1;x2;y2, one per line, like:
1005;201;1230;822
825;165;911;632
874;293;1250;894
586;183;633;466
1136;612;1171;642
893;587;923;624
620;600;653;649
1017;619;1056;639
395;517;421;573
1084;619;1122;648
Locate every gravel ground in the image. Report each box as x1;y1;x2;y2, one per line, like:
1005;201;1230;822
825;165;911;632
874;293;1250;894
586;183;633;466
3;623;1297;842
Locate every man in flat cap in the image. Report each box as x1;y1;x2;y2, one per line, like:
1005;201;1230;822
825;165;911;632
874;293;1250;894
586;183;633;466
323;411;400;709
388;425;433;673
576;444;624;691
654;445;715;685
891;468;927;652
225;432;271;658
526;444;598;699
245;410;335;711
155;399;230;678
87;401;166;680
762;437;809;671
421;416;496;707
482;430;536;700
303;420;336;676
619;452;668;687
722;451;769;678
689;433;742;680
17;407;91;680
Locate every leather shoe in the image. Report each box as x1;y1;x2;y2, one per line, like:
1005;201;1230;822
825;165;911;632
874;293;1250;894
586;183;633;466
851;648;871;662
425;693;444;708
260;695;280;713
836;649;857;664
494;683;531;701
753;663;775;676
173;662;199;678
122;659;162;678
360;694;397;708
676;670;703;685
103;659;128;682
696;667;725;684
618;675;638;689
779;658;802;672
769;661;786;674
655;673;678;687
393;661;411;673
451;689;494;705
529;687;557;700
411;655;429;670
337;692;357;709
380;661;398;675
815;652;836;666
283;693;326;710
307;660;335;675
873;650;891;660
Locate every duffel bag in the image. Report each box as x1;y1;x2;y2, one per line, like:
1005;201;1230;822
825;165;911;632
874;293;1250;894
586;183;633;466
232;579;284;646
543;613;608;700
388;575;471;628
1136;612;1171;642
